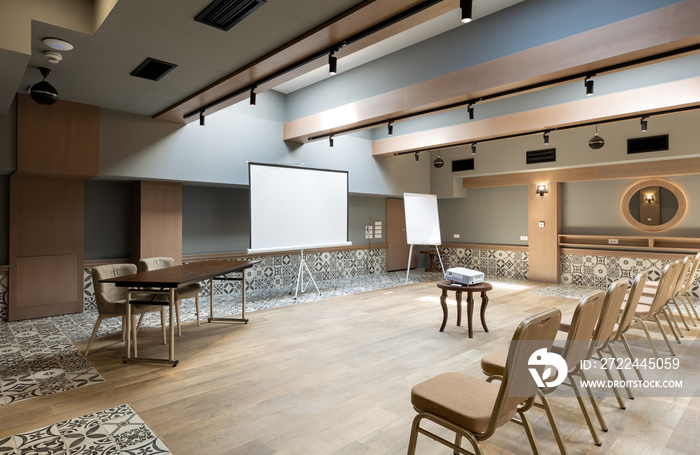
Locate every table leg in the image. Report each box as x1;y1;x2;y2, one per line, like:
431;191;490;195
209;278;214;321
456;291;462;327
124;290;132;362
466;292;474;338
241;271;246;321
480;291;490;333
168;288;175;362
439;289;448;332
208;273;249;324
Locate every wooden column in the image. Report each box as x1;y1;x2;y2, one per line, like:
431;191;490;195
9;94;99;320
132;181;183;265
528;182;560;283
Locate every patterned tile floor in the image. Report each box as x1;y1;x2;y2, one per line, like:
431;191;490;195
0;404;171;454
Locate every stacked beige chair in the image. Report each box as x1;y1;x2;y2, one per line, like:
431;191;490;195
631;261;680;356
612;272;649;383
138;257;202;335
86;263;166;356
407;308;561;455
481;291;604;454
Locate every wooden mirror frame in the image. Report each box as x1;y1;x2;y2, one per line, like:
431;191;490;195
621;179;686;232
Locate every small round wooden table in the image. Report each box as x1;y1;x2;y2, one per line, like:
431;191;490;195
436;280;493;338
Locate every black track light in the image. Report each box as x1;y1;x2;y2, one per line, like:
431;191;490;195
329;135;334;147
543;130;549;145
460;0;473;23
329;52;337;75
467;103;474;120
250;86;256;105
415;152;419;162
388;121;394;135
471;143;477;155
641;116;648;132
199;110;205;126
585;76;594;96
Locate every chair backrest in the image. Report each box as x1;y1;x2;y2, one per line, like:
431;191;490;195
138;257;175;273
91;263;137;313
561;290;605;368
682;252;700;294
615;271;648;338
648;261;680;316
672;256;692;298
485;308;561;437
592;279;628;350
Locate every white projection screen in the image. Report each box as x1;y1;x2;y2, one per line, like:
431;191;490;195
248;163;351;253
404;193;442;245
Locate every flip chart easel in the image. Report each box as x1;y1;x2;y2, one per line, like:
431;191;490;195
403;193;443;285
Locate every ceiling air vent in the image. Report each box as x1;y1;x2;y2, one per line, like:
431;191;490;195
195;0;266;31
526;148;556;165
130;58;177;81
627;135;669;154
452;158;474;172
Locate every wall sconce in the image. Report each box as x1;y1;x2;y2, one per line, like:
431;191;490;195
535;184;548;196
644;193;656;204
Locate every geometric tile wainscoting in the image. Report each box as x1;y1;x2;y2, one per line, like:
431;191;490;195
441;247;529;281
560;252;700;298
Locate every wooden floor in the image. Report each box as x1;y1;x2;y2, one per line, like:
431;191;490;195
1;280;698;455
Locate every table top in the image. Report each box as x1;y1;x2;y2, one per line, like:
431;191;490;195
437;280;492;292
100;260;258;288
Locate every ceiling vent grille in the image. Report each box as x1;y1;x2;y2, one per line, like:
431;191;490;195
195;0;266;31
526;148;556;165
130;58;177;81
452;158;474;172
628;135;669;154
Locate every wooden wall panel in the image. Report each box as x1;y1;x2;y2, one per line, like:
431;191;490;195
132;181;183;265
528;182;560;283
16;93;99;177
8;175;84;320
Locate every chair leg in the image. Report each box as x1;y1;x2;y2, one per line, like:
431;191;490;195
538;393;568;455
633;317;661;358
620;334;644;381
680;295;698;326
121;315;126;341
195;294;201;327
607;344;634;400
670;299;690;331
132;314;138;358
663;307;683;341
598;352;626;409
160;308;166;344
579;370;608;433
518;411;543;455
685;294;700;320
570;375;603;446
654;315;676;356
84;315;104;356
175;300;182;336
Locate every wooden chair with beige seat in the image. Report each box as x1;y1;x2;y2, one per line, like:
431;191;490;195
611;271;649;384
86;263;166;356
677;252;700;323
631;261;680;357
480;291;605;454
407;308;561;455
137;257;202;335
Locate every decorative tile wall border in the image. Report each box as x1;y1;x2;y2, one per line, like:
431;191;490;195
561;252;700;298
81;248;387;313
440;247;529;280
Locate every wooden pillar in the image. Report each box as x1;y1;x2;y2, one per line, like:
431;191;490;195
132;181;183;264
9;94;99;320
528;181;560;283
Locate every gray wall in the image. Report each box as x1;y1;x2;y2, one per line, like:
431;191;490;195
84;180;131;260
349;195;385;246
438;186;529;245
562;175;700;237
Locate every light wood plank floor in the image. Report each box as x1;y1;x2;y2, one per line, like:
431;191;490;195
1;280;697;454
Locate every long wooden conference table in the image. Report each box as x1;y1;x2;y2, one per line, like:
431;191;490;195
101;260;258;366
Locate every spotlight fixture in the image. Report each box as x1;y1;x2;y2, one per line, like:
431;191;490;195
328;51;337;75
433;151;444;168
415;152;420;162
535;184;549;196
28;67;58;105
584;76;594;96
641;116;648;132
199;110;205;126
471;143;477;155
644;193;656;204
329;135;334;147
388;121;394;135
467;103;474;120
249;86;256;105
588;125;605;149
543;130;550;145
460;0;473;23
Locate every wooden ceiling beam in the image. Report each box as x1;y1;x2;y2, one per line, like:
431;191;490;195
284;0;700;143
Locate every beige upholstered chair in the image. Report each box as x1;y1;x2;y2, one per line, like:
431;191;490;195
86;263;166;356
612;272;649;383
678;252;700;323
407;308;561;455
138;257;202;335
481;291;605;451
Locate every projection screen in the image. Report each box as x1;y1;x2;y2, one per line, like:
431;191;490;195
248;163;351;254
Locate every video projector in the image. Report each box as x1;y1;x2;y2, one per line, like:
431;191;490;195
445;267;484;286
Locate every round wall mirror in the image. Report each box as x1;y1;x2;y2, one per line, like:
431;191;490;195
621;179;686;232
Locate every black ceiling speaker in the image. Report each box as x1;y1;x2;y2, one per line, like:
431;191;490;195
29;67;58;105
